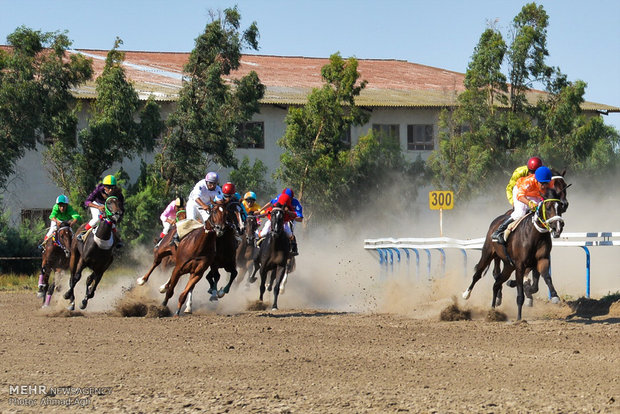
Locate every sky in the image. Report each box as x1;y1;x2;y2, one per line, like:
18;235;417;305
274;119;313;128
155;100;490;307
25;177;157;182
1;0;619;130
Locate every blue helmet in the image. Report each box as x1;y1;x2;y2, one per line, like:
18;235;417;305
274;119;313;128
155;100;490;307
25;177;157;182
535;166;552;183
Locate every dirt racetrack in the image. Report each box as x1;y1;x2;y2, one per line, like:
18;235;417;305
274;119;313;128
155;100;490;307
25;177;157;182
1;291;618;413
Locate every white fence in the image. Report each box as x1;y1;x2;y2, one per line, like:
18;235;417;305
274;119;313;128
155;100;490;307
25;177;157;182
363;232;620;298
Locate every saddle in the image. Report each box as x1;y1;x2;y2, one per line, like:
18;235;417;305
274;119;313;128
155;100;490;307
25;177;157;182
176;219;203;239
503;213;531;241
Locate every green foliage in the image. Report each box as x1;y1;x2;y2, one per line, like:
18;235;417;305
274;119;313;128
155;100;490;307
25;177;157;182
44;38;164;201
0;26;93;190
0;211;45;273
229;157;276;203
429;3;620;198
157;6;265;190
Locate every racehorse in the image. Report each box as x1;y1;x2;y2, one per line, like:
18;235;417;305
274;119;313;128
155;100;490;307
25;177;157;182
462;185;566;320
491;170;570;306
161;203;227;316
249;207;292;310
38;222;73;307
63;195;123;310
235;213;260;285
135;209;187;287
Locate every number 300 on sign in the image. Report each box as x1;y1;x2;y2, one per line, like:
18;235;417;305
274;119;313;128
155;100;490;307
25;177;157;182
429;191;454;210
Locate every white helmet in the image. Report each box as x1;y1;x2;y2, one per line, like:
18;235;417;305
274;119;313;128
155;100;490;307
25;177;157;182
205;172;219;184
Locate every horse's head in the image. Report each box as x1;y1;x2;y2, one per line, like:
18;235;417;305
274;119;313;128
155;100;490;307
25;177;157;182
55;222;73;257
206;203;227;237
244;214;258;245
270;207;285;236
534;187;565;238
176;209;187;221
550;169;571;214
104;196;123;223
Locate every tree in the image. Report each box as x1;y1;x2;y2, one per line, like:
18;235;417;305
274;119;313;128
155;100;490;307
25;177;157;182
229;157;276;202
0;26;92;191
157;6;265;194
277;53;369;206
429;2;619;199
43;38;164;201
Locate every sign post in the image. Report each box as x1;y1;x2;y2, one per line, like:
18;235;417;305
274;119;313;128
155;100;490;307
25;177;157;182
429;190;454;236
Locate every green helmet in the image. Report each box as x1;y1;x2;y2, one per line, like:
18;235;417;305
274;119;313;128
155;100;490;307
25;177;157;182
102;175;117;186
56;194;69;204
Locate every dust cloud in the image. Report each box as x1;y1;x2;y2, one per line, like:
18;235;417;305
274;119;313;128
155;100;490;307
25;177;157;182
42;170;619;320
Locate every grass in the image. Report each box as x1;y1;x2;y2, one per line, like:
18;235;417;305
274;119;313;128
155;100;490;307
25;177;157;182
0;273;38;292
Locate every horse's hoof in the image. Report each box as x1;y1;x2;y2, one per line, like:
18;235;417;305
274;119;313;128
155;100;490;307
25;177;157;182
159;284;167;294
271;306;278;311
68;303;75;311
248;277;256;284
551;296;560;304
462;290;471;300
184;308;192;314
496;298;502;307
175;309;181;317
267;284;272;291
136;277;146;286
217;289;225;298
37;291;45;299
209;295;218;302
525;298;533;307
63;290;71;300
80;299;88;310
507;280;517;288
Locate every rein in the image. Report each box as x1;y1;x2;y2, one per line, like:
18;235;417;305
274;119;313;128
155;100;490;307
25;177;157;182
104;196;119;218
533;198;564;233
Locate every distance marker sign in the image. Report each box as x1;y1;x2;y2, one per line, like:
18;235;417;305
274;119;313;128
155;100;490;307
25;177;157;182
429;190;454;210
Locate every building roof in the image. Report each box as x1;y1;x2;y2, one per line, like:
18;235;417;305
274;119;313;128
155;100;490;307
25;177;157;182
2;46;618;112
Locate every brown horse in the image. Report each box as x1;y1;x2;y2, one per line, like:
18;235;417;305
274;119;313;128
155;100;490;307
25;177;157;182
249;207;292;310
135;209;187;288
235;213;260;285
161;203;228;316
491;171;570;306
63;195;124;310
462;186;566;320
38;222;74;307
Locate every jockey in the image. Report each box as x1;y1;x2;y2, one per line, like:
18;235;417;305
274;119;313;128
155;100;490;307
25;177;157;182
259;188;303;255
186;171;222;223
221;183;245;235
242;191;261;216
506;157;543;205
157;196;185;245
492;166;552;244
258;192;298;254
77;175;124;247
38;195;81;251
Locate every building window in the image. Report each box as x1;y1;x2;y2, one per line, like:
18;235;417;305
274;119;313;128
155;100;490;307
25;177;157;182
340;126;351;148
236;122;264;149
407;124;434;150
21;208;52;227
372;124;400;144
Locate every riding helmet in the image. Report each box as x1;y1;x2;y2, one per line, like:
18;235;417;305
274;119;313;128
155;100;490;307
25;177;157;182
534;166;552;183
205;171;219;184
527;157;543;172
175;196;185;207
283;188;294;198
244;191;257;201
56;194;69;204
102;175;117;186
222;182;236;196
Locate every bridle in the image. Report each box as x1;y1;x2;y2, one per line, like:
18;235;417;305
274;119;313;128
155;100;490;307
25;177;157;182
532;198;564;235
53;225;72;257
104;196;122;222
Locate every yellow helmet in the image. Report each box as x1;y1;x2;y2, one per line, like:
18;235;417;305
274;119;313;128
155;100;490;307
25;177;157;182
102;175;117;186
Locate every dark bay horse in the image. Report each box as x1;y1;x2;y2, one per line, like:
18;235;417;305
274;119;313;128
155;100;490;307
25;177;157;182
136;209;187;288
491;171;570;306
462;186;566;320
38;222;73;307
235;214;260;285
63;196;123;311
161;204;227;316
249;207;292;310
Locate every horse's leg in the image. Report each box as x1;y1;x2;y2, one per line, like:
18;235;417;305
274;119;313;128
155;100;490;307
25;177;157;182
184;288;193;314
462;246;495;300
38;263;49;299
177;262;208;316
271;266;287;311
206;269;219;301
219;264;238;297
492;264;513;308
163;263;184;307
514;269;526;321
491;257;503;306
137;260;161;286
536;258;559;304
43;274;55;307
80;271;98;310
249;256;261;284
259;267;268;302
64;260;84;311
159;276;172;294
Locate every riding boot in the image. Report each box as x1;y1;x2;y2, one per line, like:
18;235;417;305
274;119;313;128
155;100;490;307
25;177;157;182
290;240;298;256
492;217;514;244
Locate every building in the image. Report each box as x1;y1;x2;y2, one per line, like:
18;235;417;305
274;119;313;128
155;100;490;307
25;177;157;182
4;49;619;224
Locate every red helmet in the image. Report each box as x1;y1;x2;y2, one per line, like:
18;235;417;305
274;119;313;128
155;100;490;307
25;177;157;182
527;157;543;172
277;193;291;207
222;182;235;196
